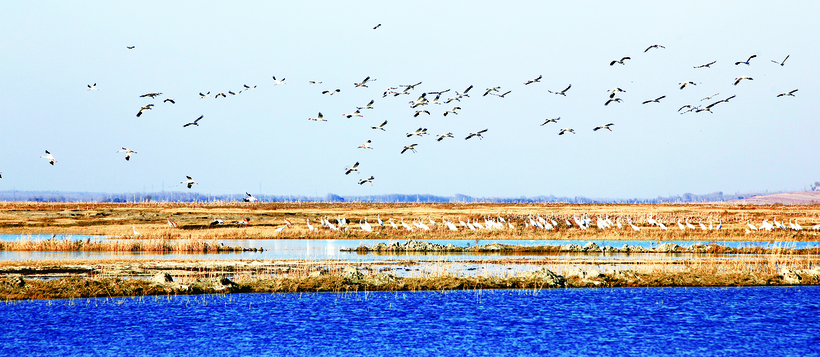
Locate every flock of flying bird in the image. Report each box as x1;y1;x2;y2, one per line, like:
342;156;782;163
6;33;799;198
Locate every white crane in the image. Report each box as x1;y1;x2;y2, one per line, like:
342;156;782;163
181;176;198;189
40;150;57;165
243;192;258;202
306;218;316;232
183;115;203;127
166;217;177;228
308;112;325;121
117;147;137;161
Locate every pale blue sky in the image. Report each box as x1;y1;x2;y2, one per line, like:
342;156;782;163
1;1;818;199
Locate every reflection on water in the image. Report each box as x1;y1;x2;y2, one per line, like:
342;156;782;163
1;234;819;262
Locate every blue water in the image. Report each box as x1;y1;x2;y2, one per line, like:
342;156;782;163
1;286;818;356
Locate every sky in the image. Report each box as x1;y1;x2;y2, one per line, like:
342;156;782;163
0;1;818;199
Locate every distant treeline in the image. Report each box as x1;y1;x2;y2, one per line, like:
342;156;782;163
0;190;781;204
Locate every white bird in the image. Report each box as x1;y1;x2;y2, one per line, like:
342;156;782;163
401;144;418;154
558;128;575;135
604;98;622;106
358;140;373;149
679;81;696;90
136;104;153;117
644;44;665;52
777;89;797;97
360;218;373;232
694;61;717;69
541;117;560;126
166;217;177;228
735;54;757;65
140;92;162;98
354;76;375;88
685;218;696;230
117;147;137;161
357;99;375;110
306;219;316;232
358;176;374;186
401;218;413;231
733;76;753;86
698;220;707;231
371;120;387;130
309;81;322;85
747;220;758;231
388;218;398;230
443;107;461;116
132;226;142;237
343;110;363;118
414;110;431;117
271;76;286;85
677;219;685;231
610;56;631;66
183;115;203;127
344;162;360;175
243;192;258;202
40;150;57;165
465;129;488;140
524;75;542;85
308;112;326;121
642;95;666;104
548;84;571;96
87;83;98;91
198;91;211;99
607;87;626;98
322;89;341;95
771;54;790;66
181;176;198;189
593;123;614;132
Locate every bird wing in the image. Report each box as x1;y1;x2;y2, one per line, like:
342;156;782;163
562;84;571;92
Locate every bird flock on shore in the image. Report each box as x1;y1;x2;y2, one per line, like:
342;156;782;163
4;25;800;201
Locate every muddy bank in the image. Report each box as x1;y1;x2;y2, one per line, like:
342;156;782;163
2;264;819;301
344;240;820;255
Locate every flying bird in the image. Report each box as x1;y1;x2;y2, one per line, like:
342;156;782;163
215;92;227;98
373;24;381;29
733;76;753;86
443;107;461;116
548;84;571;96
465;129;488;140
181;176;198;189
126;46;135;49
436;133;454;141
243;84;257;90
541;117;560;126
694;61;716;68
493;90;511;98
679;81;696;90
734;54;757;65
354;76;375;88
644;44;665;52
700;93;719;101
558;128;575;135
163;98;175;104
183;115;203;127
593;123;614;132
414;110;430;117
308;112;325;121
371;120;388;131
243;192;258;202
358;176;374;186
199;92;211;98
607;87;626;98
406;128;428;137
358;140;373;149
604;98;623;106
401;144;418;154
322;89;341;95
483;87;501;96
524;75;542;85
140;92;162;98
117;147;137;161
610;57;631;66
642;95;666;104
40;150;57;165
357;99;375;110
777;89;798;97
271;76;286;85
771;55;790;66
309;80;322;84
136;104;153;117
87;83;98;91
345;162;360;175
343;110;363;118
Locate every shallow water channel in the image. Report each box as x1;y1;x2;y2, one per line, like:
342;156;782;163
2;234;819;262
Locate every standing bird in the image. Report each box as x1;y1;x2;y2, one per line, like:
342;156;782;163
558;128;575;135
642;95;666;104
524;75;542;85
609;57;631;66
243;192;258;202
117;147;137;161
465;129;488;140
644;44;665;52
777;89;798;97
733;76;753;86
371;120;388;131
771;55;790;66
87;83;98;91
166;217;177;228
401;144;418;154
183;115;203;127
181;176;198;189
345;162;360;175
548;84;571;96
694;61;717;68
734;54;757;65
593;123;614;132
308;112;325;121
541;117;560;126
40;150;57;165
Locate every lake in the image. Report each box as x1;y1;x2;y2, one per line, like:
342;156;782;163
1;286;818;356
